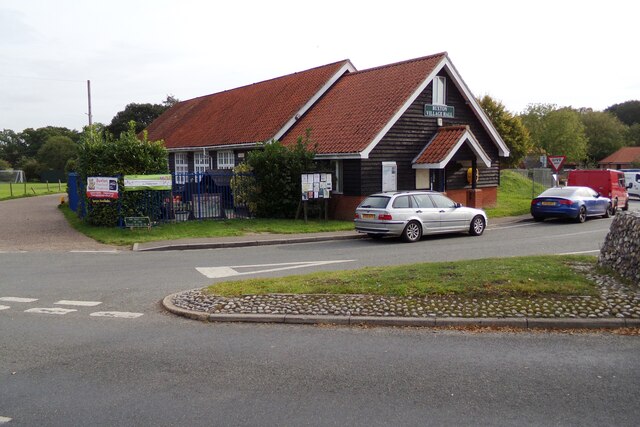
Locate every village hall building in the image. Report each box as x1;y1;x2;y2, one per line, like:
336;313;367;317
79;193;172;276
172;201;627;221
145;52;510;220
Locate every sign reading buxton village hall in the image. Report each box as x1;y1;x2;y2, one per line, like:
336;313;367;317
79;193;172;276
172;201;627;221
424;104;455;118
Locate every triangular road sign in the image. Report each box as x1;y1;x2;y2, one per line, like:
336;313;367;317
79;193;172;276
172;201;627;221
547;155;566;172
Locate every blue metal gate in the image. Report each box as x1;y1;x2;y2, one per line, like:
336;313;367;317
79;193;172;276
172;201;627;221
68;171;252;225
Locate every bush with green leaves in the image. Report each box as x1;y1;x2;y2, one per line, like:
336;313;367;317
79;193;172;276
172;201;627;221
75;122;168;226
230;162;257;215
246;133;317;218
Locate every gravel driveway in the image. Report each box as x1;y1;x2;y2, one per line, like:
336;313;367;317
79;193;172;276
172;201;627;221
0;194;117;252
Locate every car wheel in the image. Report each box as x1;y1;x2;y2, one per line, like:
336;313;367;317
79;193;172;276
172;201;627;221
469;215;485;236
401;221;422;243
575;206;587;223
603;203;613;218
367;233;384;240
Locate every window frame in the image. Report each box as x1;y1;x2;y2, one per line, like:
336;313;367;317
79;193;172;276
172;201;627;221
174;152;189;184
194;152;210;174
432;76;446;106
217;150;235;170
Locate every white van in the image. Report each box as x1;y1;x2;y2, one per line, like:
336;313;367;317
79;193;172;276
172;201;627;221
622;169;640;199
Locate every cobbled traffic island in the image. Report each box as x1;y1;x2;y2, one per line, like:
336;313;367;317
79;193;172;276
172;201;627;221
171;263;640;320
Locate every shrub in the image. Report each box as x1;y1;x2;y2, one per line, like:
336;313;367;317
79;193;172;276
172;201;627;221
75;122;168;226
246;132;317;218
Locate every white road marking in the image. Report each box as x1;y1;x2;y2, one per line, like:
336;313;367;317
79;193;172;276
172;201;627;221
90;311;144;319
197;260;356;279
69;250;119;253
54;300;102;307
0;305;10;311
24;307;77;315
0;297;38;303
0;416;12;423
559;250;600;255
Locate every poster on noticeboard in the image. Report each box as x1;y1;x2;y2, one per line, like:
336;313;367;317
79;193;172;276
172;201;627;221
301;173;332;200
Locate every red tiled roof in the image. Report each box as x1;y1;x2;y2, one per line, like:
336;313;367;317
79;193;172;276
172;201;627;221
146;60;351;149
281;53;447;154
414;125;468;164
599;147;640;164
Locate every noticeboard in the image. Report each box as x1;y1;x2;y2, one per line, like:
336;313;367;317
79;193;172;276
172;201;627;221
301;173;332;200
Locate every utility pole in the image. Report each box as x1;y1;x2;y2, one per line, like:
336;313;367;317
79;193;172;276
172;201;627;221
87;79;93;126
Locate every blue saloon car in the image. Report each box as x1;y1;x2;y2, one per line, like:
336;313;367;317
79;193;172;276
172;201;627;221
531;186;612;223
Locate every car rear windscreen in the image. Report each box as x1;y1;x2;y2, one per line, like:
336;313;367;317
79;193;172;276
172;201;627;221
359;196;390;208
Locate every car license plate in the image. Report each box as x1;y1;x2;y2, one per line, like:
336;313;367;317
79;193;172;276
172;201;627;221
362;213;375;219
541;201;555;206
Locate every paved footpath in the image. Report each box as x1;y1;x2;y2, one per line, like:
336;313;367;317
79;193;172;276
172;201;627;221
0;194;117;252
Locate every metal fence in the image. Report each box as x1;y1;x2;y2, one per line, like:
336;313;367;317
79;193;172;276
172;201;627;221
68;171;252;226
507;168;555;198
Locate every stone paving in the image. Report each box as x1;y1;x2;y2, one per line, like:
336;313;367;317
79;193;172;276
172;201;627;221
172;263;640;320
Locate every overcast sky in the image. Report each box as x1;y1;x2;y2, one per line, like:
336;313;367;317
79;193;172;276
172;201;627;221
1;0;638;132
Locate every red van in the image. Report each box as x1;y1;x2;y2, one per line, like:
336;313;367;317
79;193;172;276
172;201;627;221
567;169;629;212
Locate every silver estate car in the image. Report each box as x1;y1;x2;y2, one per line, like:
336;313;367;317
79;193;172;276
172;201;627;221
354;191;488;242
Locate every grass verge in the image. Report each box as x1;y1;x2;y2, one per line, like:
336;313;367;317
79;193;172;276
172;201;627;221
59;204;354;246
0;182;66;200
205;255;598;298
485;170;547;218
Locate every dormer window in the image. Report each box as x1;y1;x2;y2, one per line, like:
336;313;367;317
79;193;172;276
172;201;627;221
432;76;446;105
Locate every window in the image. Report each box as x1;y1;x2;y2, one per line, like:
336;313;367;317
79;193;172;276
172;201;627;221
412;194;435;208
430;193;456;209
194;152;210;174
331;160;344;193
174;152;188;184
392;195;411;209
217;150;234;169
432;76;446;105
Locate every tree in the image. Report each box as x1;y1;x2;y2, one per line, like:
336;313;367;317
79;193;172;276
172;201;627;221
605;100;640;126
107;95;179;136
520;104;588;163
628;124;640;146
580;110;630;162
246;132;317;218
478;95;532;167
37;136;78;172
0;158;10;170
0;129;27;167
19;126;79;159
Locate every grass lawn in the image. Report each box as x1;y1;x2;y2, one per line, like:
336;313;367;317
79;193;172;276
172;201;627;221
59;204;354;246
56;168;546;245
0;182;67;200
205;255;598;298
485;170;547;218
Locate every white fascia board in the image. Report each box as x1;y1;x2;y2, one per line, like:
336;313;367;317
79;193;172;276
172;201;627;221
359;59;447;160
441;58;510;157
167;142;259;152
272;60;357;142
411;129;491;169
314;153;362;160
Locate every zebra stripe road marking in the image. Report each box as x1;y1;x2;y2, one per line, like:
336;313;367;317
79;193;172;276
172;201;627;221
54;300;102;307
24;308;77;315
0;297;38;303
90;311;144;319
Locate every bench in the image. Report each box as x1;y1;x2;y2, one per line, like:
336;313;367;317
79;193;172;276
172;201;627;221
124;216;151;230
